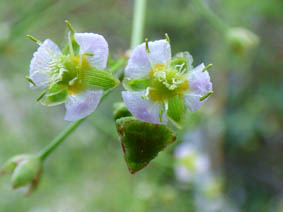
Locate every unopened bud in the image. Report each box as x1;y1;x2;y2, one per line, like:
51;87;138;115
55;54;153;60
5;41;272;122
0;154;29;175
226;27;259;54
1;154;43;196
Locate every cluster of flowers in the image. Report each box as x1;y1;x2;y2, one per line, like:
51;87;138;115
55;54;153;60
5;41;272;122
174;130;239;212
29;25;213;125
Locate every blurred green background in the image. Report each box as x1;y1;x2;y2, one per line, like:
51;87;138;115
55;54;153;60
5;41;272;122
0;0;282;211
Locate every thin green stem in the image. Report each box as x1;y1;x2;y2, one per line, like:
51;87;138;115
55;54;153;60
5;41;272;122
131;0;147;49
38;118;85;161
191;0;229;33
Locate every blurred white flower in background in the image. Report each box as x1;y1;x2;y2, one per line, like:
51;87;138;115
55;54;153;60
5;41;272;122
174;129;239;212
174;141;210;183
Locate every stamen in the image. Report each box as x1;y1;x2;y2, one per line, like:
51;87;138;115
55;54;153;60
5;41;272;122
68;32;74;56
165;101;168;110
202;64;213;72
84;52;94;56
69;77;78;86
142;87;150;100
25;76;37;87
165;33;170;44
145;38;150;53
36;90;47;102
65;20;75;34
200;91;213;101
27;35;42;45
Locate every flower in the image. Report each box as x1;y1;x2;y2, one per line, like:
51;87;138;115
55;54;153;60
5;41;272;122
226;27;259;54
174;140;210;183
28;24;118;121
122;38;213;125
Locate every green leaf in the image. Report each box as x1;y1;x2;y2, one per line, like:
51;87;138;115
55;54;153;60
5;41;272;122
167;95;185;129
84;68;120;90
123;78;150;91
40;84;68;106
116;117;176;174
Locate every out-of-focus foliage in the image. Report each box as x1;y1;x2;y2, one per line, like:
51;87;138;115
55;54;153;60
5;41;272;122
0;0;282;211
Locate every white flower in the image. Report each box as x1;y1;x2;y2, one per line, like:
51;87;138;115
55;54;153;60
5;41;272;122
29;33;109;121
174;141;210;183
122;39;213;125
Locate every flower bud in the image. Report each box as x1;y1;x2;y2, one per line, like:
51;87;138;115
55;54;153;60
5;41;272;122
1;154;42;195
226;27;259;54
0;154;29;175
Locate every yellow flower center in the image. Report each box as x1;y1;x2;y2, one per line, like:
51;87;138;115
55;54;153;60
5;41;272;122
147;64;189;103
62;54;91;95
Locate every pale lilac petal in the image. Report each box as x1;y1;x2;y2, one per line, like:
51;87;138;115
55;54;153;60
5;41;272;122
148;39;171;66
125;43;151;79
64;89;103;121
74;33;108;70
125;39;171;79
184;63;213;112
174;165;192;183
122;90;167;124
29;39;61;88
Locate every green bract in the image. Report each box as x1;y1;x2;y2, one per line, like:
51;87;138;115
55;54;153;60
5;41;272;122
116;117;176;174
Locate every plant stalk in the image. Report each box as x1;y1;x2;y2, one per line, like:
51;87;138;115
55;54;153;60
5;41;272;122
131;0;147;49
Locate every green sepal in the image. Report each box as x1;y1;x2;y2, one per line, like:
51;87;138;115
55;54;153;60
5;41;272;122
171;52;193;73
39;84;68;106
167;95;185;129
11;156;42;189
123;78;150;91
71;36;80;56
0;155;28;175
84;68;120;90
62;37;80;56
116;117;176;174
113;102;132;121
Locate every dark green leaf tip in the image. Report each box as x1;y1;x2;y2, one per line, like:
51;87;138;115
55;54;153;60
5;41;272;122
116;117;176;174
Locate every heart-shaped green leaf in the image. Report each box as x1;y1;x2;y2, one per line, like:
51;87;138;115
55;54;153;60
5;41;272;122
116;117;176;174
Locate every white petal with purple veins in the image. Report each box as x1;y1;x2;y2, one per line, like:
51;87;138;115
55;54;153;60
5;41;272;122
184;63;213;112
125;39;171;79
29;39;62;88
122;90;167;124
74;33;108;70
64;89;103;121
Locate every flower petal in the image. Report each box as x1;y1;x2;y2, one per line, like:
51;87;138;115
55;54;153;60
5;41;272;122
184;63;213;112
122;90;167;124
29;39;61;88
125;39;171;79
74;33;108;70
64;89;103;121
125;43;151;79
148;39;171;66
